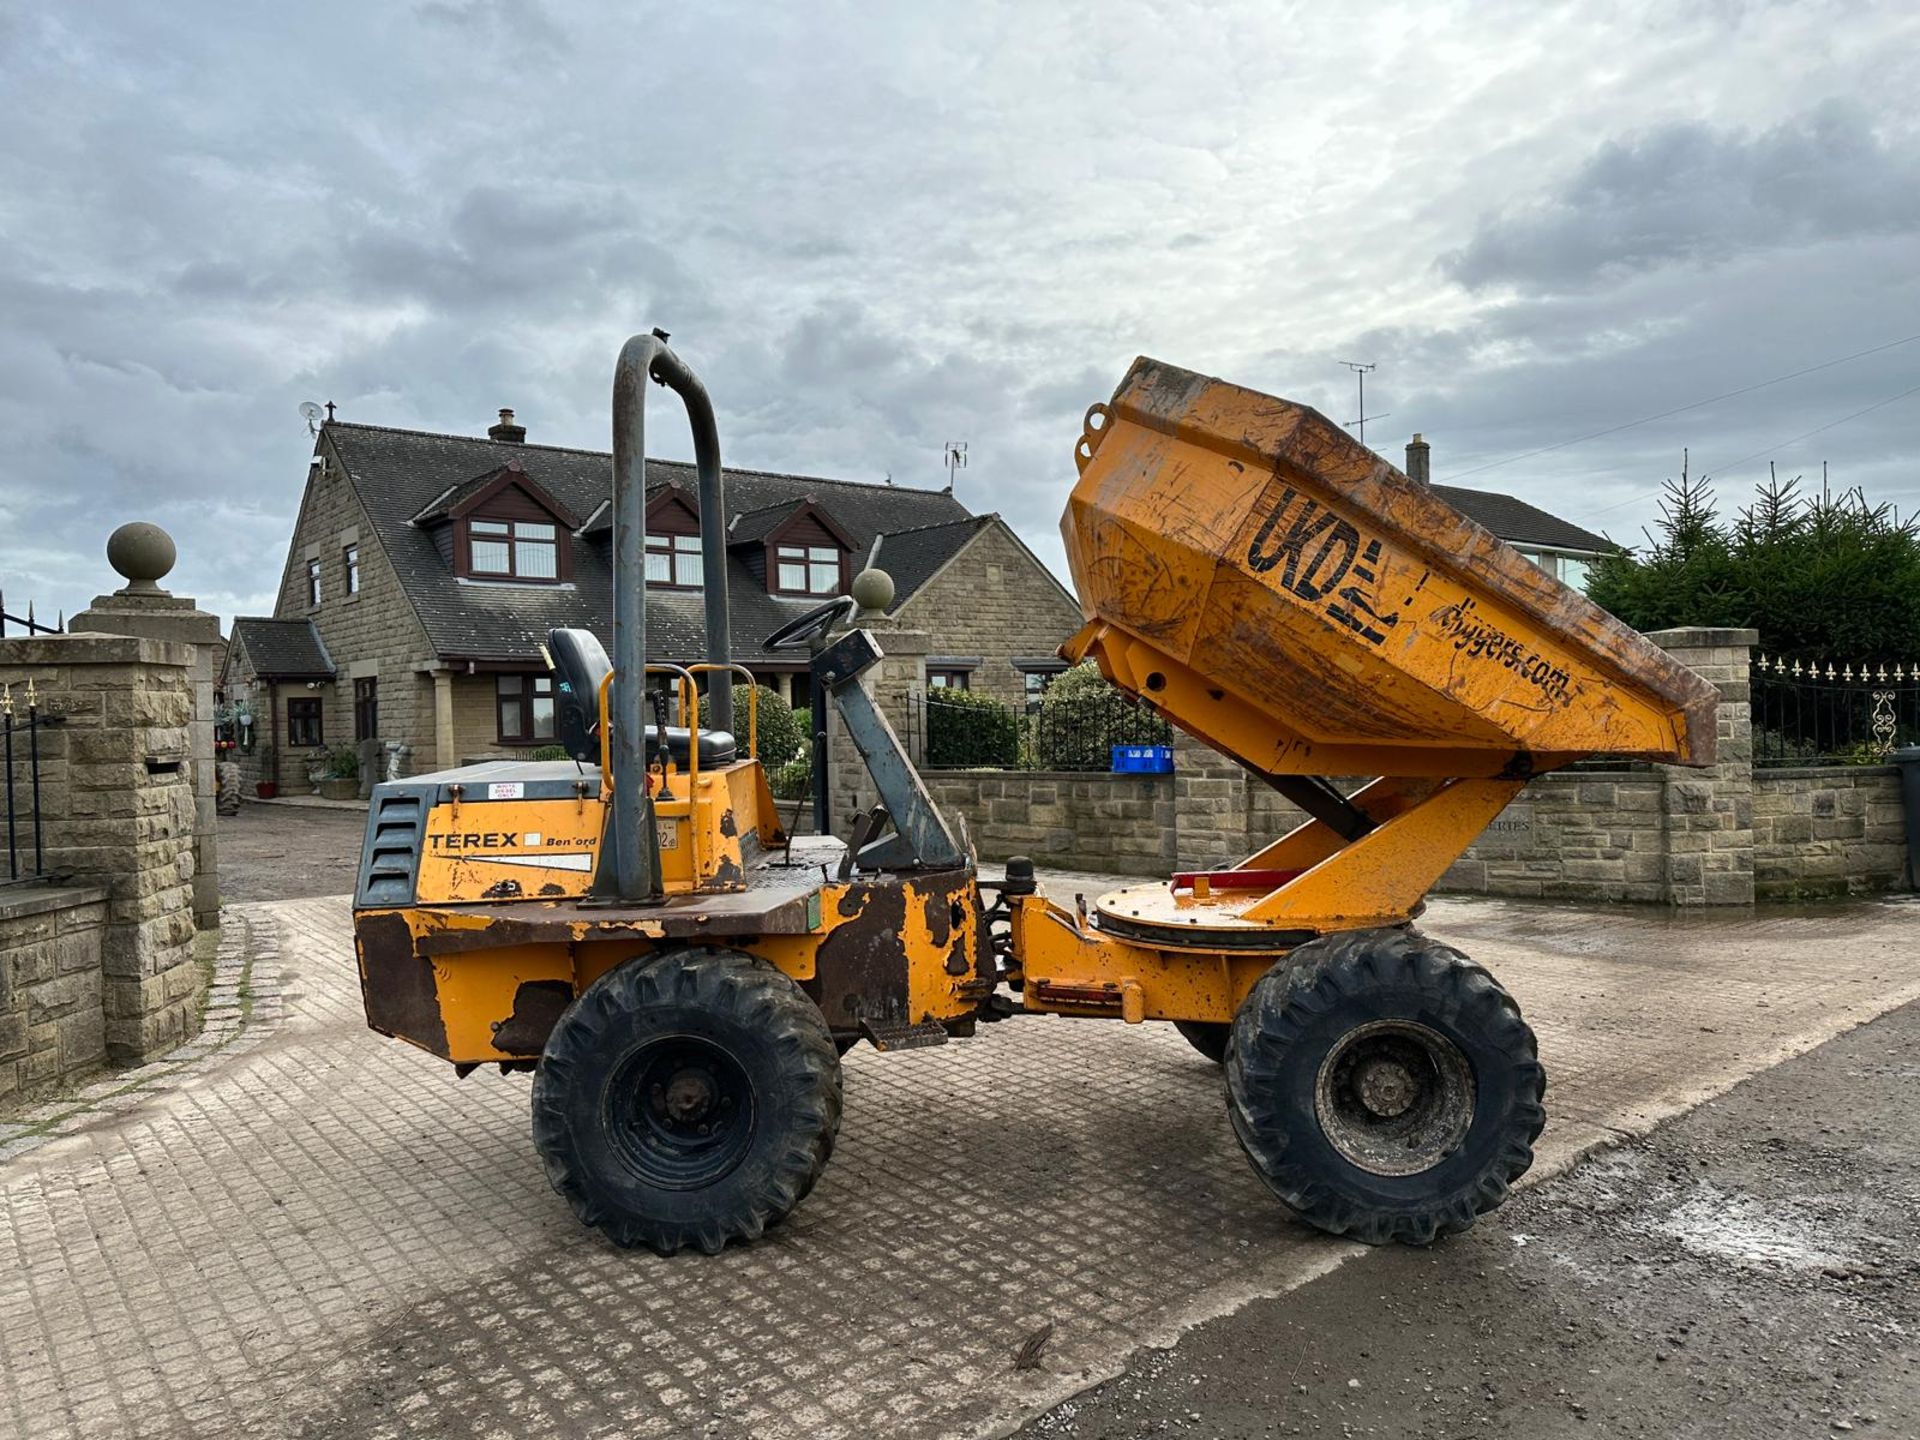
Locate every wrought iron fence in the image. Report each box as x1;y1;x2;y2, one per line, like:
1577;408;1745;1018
4;679;60;883
0;590;64;638
1752;655;1920;768
920;690;1173;772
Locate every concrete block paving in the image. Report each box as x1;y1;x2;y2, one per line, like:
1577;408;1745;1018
3;883;1917;1439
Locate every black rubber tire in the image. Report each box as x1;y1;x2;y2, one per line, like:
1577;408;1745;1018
1173;1020;1232;1065
1226;927;1545;1246
531;947;842;1255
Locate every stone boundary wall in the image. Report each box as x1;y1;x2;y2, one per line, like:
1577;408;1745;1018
0;886;110;1102
924;771;1176;873
1752;765;1906;898
905;627;1913;905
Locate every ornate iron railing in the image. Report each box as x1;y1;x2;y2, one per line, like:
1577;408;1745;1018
3;679;61;883
919;690;1174;772
0;591;63;638
1752;655;1919;767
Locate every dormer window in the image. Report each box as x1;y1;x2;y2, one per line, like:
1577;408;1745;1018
776;544;841;596
414;460;579;586
644;487;704;589
736;498;855;599
471;518;558;579
647;532;703;588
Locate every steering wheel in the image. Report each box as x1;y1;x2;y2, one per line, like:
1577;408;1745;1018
763;595;856;651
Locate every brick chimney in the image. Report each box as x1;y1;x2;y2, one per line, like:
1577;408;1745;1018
488;408;526;444
1405;433;1430;486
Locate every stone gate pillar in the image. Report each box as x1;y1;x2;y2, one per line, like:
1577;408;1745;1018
1647;626;1757;905
70;523;223;930
0;633;202;1062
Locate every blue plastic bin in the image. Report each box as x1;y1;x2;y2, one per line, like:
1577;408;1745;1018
1111;744;1174;774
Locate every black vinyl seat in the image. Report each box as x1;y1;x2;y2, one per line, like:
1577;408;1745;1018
547;628;737;767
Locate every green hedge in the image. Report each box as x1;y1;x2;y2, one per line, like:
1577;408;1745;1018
926;689;1021;768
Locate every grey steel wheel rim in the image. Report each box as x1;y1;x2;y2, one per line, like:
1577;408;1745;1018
1312;1019;1475;1177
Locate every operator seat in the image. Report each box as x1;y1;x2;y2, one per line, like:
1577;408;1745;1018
546;627;737;767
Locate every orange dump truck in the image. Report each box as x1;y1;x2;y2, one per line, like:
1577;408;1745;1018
353;339;1716;1254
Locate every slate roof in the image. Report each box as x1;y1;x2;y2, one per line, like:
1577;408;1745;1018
1433;484;1611;554
726;500;804;545
868;515;994;604
322;423;975;666
230;617;334;679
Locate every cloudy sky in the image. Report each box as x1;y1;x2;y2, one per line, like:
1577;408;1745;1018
4;0;1918;629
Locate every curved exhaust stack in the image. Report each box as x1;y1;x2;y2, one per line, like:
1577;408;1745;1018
607;330;732;902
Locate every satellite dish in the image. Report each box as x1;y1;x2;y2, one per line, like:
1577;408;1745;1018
299;400;324;434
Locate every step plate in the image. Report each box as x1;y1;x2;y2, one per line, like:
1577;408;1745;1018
858;1018;950;1052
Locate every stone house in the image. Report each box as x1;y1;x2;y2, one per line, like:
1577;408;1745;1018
235;409;1081;789
1405;435;1611;590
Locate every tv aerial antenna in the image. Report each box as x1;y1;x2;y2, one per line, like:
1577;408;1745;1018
299;401;325;436
1340;362;1388;447
943;441;967;492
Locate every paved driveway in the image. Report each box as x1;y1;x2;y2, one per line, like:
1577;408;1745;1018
3;884;1917;1439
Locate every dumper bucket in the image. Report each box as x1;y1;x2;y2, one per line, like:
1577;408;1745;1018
1062;357;1717;779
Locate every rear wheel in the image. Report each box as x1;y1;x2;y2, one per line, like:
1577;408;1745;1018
532;947;841;1254
1173;1020;1232;1065
1226;928;1545;1245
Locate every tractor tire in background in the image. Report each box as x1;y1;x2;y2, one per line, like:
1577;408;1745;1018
532;946;842;1255
1226;927;1545;1246
1173;1020;1232;1065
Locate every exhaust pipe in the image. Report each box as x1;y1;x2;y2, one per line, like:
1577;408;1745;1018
608;330;731;902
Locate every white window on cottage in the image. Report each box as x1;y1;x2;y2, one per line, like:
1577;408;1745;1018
776;544;840;596
344;544;361;595
646;533;703;587
305;557;322;607
471;519;558;580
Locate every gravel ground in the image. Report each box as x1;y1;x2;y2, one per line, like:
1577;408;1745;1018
216;802;369;902
1019;995;1920;1439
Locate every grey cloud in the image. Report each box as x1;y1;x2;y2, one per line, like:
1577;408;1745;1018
1445;104;1920;292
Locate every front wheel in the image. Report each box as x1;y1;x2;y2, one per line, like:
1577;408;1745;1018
1226;928;1545;1246
532;947;842;1254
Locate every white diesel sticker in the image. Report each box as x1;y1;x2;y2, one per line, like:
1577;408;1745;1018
488;782;524;801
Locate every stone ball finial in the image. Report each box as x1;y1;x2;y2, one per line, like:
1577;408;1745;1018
107;521;177;594
850;566;895;617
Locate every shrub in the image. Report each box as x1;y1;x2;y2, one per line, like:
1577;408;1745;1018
325;745;359;780
1032;661;1172;770
530;744;570;762
770;751;813;802
926;688;1021;768
1586;461;1920;662
687;683;806;765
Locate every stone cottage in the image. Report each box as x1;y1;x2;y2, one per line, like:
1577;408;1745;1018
230;409;1081;791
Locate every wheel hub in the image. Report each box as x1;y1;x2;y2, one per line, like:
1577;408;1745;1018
1313;1020;1475;1178
610;1036;756;1191
661;1068;715;1124
1355;1057;1417;1118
